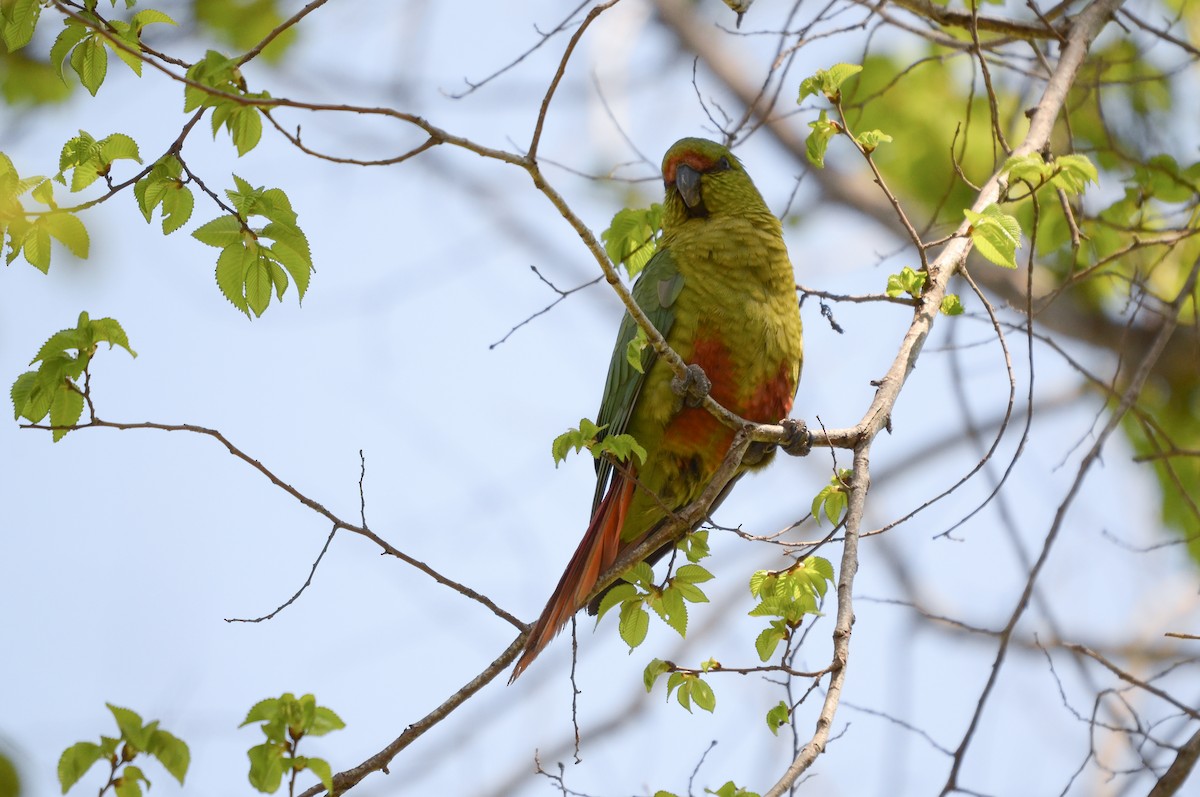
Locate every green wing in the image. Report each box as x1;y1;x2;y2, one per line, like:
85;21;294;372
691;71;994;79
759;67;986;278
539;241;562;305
591;248;683;512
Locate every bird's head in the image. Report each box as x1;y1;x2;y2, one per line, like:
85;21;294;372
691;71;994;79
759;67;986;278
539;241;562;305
661;138;763;224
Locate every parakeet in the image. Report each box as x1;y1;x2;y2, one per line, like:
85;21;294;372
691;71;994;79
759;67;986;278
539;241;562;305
510;137;803;681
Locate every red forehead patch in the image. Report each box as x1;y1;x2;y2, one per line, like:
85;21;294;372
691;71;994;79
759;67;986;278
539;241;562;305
662;150;721;184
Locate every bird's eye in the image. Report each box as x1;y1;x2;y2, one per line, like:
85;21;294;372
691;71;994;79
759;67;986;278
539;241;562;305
714;156;732;171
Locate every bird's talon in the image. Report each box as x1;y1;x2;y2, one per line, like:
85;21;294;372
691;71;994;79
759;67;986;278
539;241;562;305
672;363;711;407
781;418;812;457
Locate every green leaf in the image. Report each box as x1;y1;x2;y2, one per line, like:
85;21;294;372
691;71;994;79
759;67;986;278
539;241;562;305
245;256;272;317
57;742;103;794
113;765;144;797
855;129;892;153
1;0;41;51
306;757;333;795
41;212;89;259
593;432;647;466
1051;154;1098;195
602;204;662;278
766;700;790;735
99;133;141;165
21;224;51;272
215;243;255;316
595;582;638;622
940;294;964;315
308;707;345;737
192;214;244;248
147;729;189;785
551;418;606;465
160;184;194;234
964;204;1022;269
677;529;709;563
70;37;108;96
659;586;688;637
49;23;89;79
690;677;716;712
618;599;649;650
755;625;786;662
107;705;151;751
48;377;83;441
131;9;178;31
643;658;671;692
246;742;285;794
674;564;713;585
625;325;649;374
1002;153;1052;186
799;62;863;103
230;107;263;156
805;109;840;169
885;266;926;299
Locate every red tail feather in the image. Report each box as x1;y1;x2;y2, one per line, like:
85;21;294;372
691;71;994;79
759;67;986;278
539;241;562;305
509;475;636;682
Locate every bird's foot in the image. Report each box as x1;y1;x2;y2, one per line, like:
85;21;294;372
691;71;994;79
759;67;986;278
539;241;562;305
672;363;711;408
780;418;812;457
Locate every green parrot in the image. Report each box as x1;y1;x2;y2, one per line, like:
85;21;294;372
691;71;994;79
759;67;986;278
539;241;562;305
510;138;803;680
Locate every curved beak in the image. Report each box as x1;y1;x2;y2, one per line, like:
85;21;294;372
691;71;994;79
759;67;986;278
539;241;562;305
675;163;702;209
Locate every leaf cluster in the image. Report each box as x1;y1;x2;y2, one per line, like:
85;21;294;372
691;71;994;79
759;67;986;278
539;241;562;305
58;704;189;797
551;417;647;468
48;6;177;96
0;153;88;273
10;312;134;441
191;176;312;317
185;50;269;156
240;693;345;795
749;557;835;662
642;658;717;713
596;553;714;648
601;203;662;279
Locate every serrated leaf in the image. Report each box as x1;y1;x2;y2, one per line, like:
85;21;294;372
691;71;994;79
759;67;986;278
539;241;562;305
245;254;272;317
49;23;89;79
42;212;89;259
799;62;862;103
766;700;790;735
643;658;671;692
660;587;687;637
147;729;189;785
690;677;716;712
57;741;103;793
855;129;892;152
160;185;194;234
674;564;713;584
241;698;280;727
941;294;964;315
625;325;648;374
215;243;254;316
107;704;149;749
618;600;649;650
192;214;244;248
99;133;141;164
306;757;333;795
246;742;285;794
71;37;108;96
671;582;708;604
1;0;41;51
806;109;839;169
10;371;36;421
755;625;785;661
131;9;178;30
231;107;263;156
602;204;662;277
595;582;637;622
22;223;51;272
964;205;1021;269
308;707;344;737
